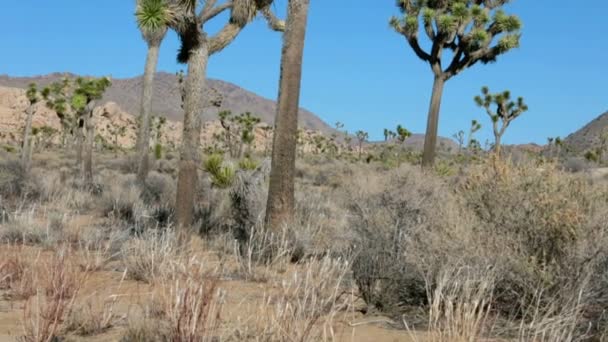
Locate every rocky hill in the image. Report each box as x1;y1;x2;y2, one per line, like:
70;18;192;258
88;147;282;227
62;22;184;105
0;72;334;134
563;111;608;154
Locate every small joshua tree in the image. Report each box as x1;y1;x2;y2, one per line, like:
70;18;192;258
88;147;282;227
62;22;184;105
396;124;412;144
21;83;41;172
355;130;369;161
475;86;528;155
468;119;482;152
391;0;522;167
236;112;261;157
108;124;128;157
453;130;465;154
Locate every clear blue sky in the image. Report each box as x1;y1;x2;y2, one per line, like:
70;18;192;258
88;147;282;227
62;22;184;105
0;0;606;144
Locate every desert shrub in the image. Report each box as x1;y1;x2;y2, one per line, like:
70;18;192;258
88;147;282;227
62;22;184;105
457;160;608;328
350;158;608;338
0;158;42;200
562;157;590;173
155;159;177;175
348;164;473;315
0;209;64;246
100;175;152;229
193;186;232;236
140;171;175;205
120;229;180;283
230;169;268;246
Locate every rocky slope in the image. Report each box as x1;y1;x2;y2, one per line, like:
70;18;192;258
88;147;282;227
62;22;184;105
563;111;608;154
0;72;334;134
0;85;333;155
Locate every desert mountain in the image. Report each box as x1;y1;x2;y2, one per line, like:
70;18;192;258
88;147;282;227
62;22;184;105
562;111;608;154
0;72;334;134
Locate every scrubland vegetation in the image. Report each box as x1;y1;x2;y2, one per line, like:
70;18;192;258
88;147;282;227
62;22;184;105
1;146;608;341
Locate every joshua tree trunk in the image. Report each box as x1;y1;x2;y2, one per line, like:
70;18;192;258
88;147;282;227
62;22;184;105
175;42;208;235
76;121;85;173
20;106;34;172
265;0;310;232
83;103;96;186
136;43;161;184
421;75;446;168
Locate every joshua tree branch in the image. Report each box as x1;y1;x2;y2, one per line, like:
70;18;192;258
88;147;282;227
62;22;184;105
200;1;232;23
209;22;243;55
199;0;219;19
404;34;431;62
261;7;286;32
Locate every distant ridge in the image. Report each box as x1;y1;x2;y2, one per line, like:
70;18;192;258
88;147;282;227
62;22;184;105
0;72;334;134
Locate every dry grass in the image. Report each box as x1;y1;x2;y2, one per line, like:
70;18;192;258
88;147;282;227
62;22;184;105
405;266;496;342
230;255;352;342
64;270;126;336
120;228;180;282
19;247;89;342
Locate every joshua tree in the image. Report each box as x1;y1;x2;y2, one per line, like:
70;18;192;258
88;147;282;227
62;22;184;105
468;119;482;151
355;130;369;160
34;126;58;151
265;0;311;231
109;124;128;157
21;83;41;172
42;78;72;148
396;124;412;144
236;112;261;157
42;77;111;185
391;0;522;167
453;130;465;153
134;0;171;183
74;77;112;185
151;0;279;232
475;86;528;155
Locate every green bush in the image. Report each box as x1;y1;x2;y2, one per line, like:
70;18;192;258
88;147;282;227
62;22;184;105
203;154;224;175
203;154;235;189
238;157;258;171
211;165;235;189
154;143;162;160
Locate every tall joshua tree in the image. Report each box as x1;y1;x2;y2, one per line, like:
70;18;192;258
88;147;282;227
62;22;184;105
153;0;278;232
264;0;310;231
21;83;40;172
474;86;528;155
135;0;171;184
264;0;310;230
391;0;522;167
